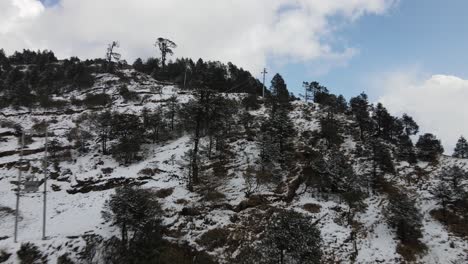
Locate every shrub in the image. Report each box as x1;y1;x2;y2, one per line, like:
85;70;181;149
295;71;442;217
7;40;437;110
83;93;111;107
197;228;230;251
17;243;46;264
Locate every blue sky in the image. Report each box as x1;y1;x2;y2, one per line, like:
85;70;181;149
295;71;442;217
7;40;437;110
2;0;468;151
273;0;468;100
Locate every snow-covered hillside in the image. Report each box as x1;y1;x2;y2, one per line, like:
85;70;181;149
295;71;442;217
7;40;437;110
0;69;467;264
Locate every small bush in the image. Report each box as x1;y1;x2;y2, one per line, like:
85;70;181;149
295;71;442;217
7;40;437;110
57;253;75;264
0;250;12;263
431;209;468;238
83;93;111;107
138;168;156;177
155;188;174;198
197;228;230;251
303;203;322;214
17;243;46;264
204;190;226;202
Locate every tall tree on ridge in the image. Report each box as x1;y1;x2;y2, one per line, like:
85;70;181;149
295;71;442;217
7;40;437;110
453;136;468;159
155;37;177;70
106;41;121;72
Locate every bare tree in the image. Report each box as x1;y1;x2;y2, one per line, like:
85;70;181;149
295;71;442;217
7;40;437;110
155;37;177;69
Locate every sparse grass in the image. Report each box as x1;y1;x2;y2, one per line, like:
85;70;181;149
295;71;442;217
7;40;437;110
155;188;174;198
197;228;230;251
431;208;468;238
303;203;322;214
204;190;226;202
396;241;427;263
138;168;156;177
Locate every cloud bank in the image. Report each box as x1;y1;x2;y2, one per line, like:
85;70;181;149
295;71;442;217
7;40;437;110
378;70;468;153
0;0;396;74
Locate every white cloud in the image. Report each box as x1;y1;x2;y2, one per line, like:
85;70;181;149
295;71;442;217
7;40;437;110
0;0;43;33
377;69;468;153
0;0;396;75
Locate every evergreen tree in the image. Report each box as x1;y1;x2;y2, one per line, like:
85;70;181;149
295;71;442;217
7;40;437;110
432;165;467;213
319;116;343;148
416;133;444;162
396;135;417;164
110;113;144;164
165;95;179;132
270;73;290;108
256;210;322;264
101;186;163;262
385;191;424;245
372;103;394;140
132;58;144;72
453;136;468;159
350;93;373;141
401;113;419;137
258;118;280;173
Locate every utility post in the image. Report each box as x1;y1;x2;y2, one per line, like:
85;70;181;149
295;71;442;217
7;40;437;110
42;127;48;240
14;132;25;243
261;68;268;97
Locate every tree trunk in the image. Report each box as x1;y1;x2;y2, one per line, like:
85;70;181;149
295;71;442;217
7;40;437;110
192;112;201;185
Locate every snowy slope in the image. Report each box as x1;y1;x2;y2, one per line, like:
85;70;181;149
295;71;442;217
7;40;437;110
0;69;467;263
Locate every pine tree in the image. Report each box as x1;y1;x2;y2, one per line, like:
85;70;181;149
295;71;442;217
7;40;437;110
350;93;373;141
110;113;144;164
401;113;419;136
155;37;177;70
453;136;468;159
384;191;424;245
372;103;394;140
270;73;290;108
101;186;162;262
319;116;343;148
416;133;444;162
432;165;467;213
256;210;322;264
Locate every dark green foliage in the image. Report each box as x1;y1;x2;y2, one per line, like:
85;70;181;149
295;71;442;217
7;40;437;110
155;37;177;70
252;210;322;264
396;135;417;164
179;90;238;188
102;186;163;264
416;133;444;162
17;243;46;264
372;103;395;140
142;107;169;143
385;191;424;245
270;73;290;109
401;114;419;136
241;93;260;111
0;250;11;263
82;93;111;107
372;140;395;175
0;50;95;108
88;111;113;154
432;165;468;212
110;113;144;164
319;116;343;148
57;254;74;264
350;93;373;141
453;136;468;159
259;107;295;169
119;85;139;102
133;57;263;94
